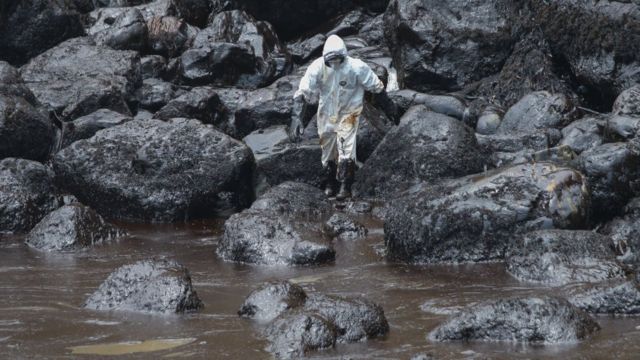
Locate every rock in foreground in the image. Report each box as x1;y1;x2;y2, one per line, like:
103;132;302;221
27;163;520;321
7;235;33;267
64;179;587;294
568;280;640;316
53;118;254;222
25;204;125;251
84;259;202;314
430;296;600;343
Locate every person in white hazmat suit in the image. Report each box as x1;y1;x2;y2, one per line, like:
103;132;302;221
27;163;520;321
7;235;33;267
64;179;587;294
289;35;398;200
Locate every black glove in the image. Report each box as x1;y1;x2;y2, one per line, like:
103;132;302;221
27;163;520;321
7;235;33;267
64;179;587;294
373;90;400;125
289;95;307;142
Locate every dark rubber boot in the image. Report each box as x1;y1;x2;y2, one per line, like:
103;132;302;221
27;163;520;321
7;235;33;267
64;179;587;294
324;161;338;197
336;160;355;201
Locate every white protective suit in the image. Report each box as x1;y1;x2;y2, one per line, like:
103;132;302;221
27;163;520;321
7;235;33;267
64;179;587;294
294;35;385;166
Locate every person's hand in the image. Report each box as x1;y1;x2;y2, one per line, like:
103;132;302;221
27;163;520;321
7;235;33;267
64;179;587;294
373;90;400;125
289;114;304;142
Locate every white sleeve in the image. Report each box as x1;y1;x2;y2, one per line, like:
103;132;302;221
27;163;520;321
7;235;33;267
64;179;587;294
357;60;384;94
294;60;322;101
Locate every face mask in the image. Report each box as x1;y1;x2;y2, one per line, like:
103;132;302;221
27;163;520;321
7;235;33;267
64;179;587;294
324;53;345;68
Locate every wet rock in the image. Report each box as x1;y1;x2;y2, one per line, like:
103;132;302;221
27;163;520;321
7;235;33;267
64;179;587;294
0;93;55;162
189;10;291;89
528;0;640;104
147;16;198;58
600;198;640;268
171;0;212;28
287;34;326;65
475;105;504;135
477;129;563;168
0;0;85;65
25;204;125;251
303;293;389;343
53;118;254;222
560;116;604;154
568;280;640;316
574;142;640;220
473;32;576;109
388;90;468;121
179;42;257;87
0;62;38;105
345;201;373;215
0;158;62;233
384;162;590;264
354;106;485;200
265;313;336;359
218;182;334;266
135;78;183;112
90;8;148;51
20;37;140;121
238;281;307;323
384;0;513;92
84;259;202;314
613;85;640;118
430;296;600;343
605;115;640;141
154;87;231;130
497;91;575;135
59;109;132;150
506;230;626;286
324;213;367;241
140;55;167;80
359;14;385;46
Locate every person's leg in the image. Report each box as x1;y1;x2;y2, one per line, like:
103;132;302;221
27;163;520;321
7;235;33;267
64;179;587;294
336;118;359;200
320;131;339;196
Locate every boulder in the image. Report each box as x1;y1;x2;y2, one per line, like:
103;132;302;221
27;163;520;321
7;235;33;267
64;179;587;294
429;296;600;343
384;162;590;264
354;106;485;200
84;259;203;313
477;129;563;168
600;198;640;268
384;0;514;92
573;142;640;220
140;55;167;80
506;230;626;286
287;34;326;65
179;42;257;87
475;105;504;135
53;118;254;222
605;115;640;141
147;16;199;58
568;280;640;316
154;87;231;130
560;116;604;154
217;182;335;266
324;213;367;241
0;93;55;162
497;91;575;135
20;37;141;121
527;0;640;104
25;203;125;251
90;8;148;51
188;10;291;89
613;85;640;118
0;61;38;105
0;0;85;65
135;78;183;112
265;314;336;359
387;90;469;121
171;0;212;27
0;158;62;233
59;109;132;150
238;281;307;323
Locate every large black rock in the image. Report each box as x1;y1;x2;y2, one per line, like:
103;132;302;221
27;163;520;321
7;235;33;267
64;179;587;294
600;198;640;269
613;85;640;118
25;203;125;251
84;259;203;314
20;37;141;121
560;116;604;155
217;182;335;266
354;106;485;200
384;162;590;264
89;8;148;52
53;118;254;222
0;158;62;233
430;296;600;343
239;280;389;359
567;279;640;316
146;15;199;58
384;0;514;92
506;230;626;286
59;109;132;150
497;91;575;136
573;142;640;220
0;0;85;65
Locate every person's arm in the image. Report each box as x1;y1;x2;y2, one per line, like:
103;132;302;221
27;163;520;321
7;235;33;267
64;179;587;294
290;61;322;141
358;61;400;125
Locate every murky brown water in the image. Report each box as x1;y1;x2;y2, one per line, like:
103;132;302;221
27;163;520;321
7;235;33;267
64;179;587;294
1;213;639;359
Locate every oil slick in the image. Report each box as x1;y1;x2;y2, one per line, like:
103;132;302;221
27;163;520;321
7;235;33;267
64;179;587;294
68;338;196;355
